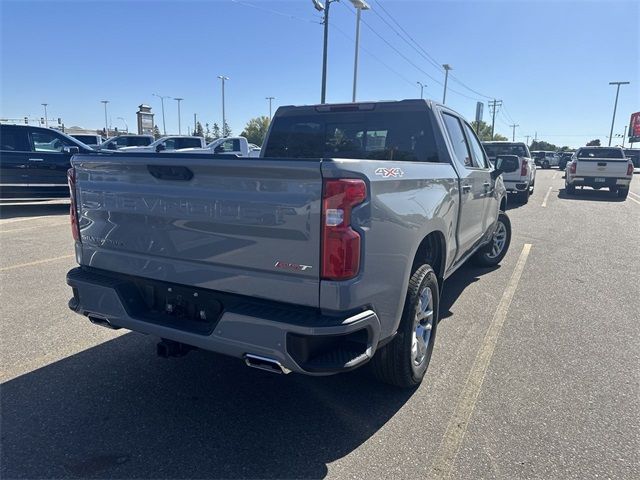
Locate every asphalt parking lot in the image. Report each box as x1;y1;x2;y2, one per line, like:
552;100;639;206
1;169;639;479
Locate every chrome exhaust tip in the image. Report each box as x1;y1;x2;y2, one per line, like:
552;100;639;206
244;354;291;375
87;314;120;330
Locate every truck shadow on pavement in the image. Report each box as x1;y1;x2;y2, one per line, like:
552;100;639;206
439;264;499;321
1;333;414;479
0;201;70;220
557;188;626;202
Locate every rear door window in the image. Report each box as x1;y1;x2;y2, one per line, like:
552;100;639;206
0;127;30;151
264;110;440;162
176;138;202;149
442;113;472;167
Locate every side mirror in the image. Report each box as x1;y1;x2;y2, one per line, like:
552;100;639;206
156;144;166;152
64;146;80;155
491;155;519;180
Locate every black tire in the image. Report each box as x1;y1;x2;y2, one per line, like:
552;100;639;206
617;188;629;199
371;264;439;388
543;161;550;169
566;183;576;195
515;188;530;204
472;212;511;267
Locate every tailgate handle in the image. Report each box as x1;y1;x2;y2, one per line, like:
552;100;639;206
147;165;193;181
597;162;607;166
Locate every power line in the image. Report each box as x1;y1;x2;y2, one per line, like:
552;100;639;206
229;0;321;24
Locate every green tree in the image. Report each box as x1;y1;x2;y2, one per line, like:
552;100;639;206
212;123;221;139
195;121;204;138
240;116;270;145
152;125;161;139
471;120;508;141
530;140;557;151
586;139;601;146
223;121;232;137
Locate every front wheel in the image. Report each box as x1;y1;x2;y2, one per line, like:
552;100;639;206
371;264;439;388
472;212;511;267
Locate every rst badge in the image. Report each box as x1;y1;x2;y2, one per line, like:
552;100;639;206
375;167;404;178
274;261;313;272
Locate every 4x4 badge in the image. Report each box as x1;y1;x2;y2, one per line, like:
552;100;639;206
375;167;404;178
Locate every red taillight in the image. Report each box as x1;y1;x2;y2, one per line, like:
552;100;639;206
520;160;527;176
67;167;81;242
569;162;577;174
321;179;366;281
627;162;634;176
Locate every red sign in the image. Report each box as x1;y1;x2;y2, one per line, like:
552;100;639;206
630;112;640;142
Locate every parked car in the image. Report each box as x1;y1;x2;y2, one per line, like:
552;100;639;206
96;134;154;150
623;148;640;168
532;150;559;169
0;124;93;198
558;152;574;170
178;136;261;157
70;134;102;148
482;141;536;203
119;136;206;152
66;99;519;388
565;146;633;199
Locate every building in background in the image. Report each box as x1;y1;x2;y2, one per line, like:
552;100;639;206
137;105;154;135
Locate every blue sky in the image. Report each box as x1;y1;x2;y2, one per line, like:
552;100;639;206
1;0;638;148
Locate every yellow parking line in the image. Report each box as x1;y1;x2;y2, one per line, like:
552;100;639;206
430;243;532;479
541;186;553;207
0;254;74;272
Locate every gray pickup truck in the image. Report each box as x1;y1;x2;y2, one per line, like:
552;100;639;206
66;100;518;387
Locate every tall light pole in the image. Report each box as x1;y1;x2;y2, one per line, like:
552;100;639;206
510;124;519;142
607;81;630;146
193;113;197;135
41;103;48;127
442;64;452;104
117;116;128;133
217;75;229;136
100;100;109;137
417;81;427;99
266;96;275;119
153;93;169;135
622;125;627;148
349;0;370;102
174;97;183;134
312;0;337;104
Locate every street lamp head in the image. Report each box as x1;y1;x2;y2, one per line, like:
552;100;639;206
349;0;370;9
217;75;229;81
443;64;452;71
101;100;109;104
174;97;183;101
312;0;325;11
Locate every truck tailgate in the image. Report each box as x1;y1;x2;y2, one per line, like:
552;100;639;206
576;158;629;178
72;154;323;307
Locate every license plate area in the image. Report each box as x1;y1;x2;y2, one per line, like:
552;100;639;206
116;277;223;335
594;177;605;182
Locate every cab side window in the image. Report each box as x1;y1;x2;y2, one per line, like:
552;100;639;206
0;127;30;151
462;122;489;168
31;130;74;152
442;113;472;167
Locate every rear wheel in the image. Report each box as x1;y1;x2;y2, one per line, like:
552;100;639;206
566;183;576;195
543;160;550;169
371;264;439;388
515;188;530;204
472;212;511;267
617;188;629;199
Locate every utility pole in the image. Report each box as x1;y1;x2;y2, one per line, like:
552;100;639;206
442;64;452;104
217;75;229;136
622;125;627;148
510;124;519;142
314;0;338;104
153;94;169;135
266;96;275;119
525;135;531;146
41;103;48;127
349;0;370;102
488;99;502;139
174;97;183;135
100;100;109;137
607;81;630;146
417;81;426;99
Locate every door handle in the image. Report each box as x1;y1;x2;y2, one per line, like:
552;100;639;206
28;158;44;162
483;182;492;191
462;184;472;193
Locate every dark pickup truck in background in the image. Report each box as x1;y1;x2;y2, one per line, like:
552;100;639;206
66;100;518;388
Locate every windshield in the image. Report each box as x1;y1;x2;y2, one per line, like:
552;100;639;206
264;110;439;161
482;143;528;158
577;148;624;159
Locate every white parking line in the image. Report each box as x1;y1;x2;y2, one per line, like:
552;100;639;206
541;186;553;207
1;222;68;233
552;172;558;180
0;216;50;225
629;191;640;199
430;243;532;479
628;196;640;206
0;254;74;272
